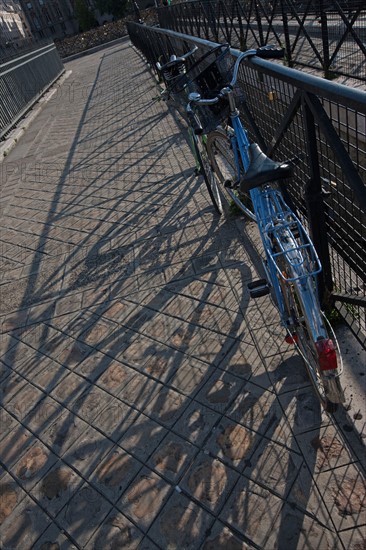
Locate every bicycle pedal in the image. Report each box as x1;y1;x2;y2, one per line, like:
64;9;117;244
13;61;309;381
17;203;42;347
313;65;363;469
248;279;270;298
224;179;239;189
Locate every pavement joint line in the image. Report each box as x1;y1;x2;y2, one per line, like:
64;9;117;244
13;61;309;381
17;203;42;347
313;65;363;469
0;459;83;550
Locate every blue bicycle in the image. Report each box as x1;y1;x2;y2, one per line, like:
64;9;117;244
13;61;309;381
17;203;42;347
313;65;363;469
186;45;345;412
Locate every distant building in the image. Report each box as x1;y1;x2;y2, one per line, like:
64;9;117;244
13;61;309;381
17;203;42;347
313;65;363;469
1;0;156;44
19;0;78;39
0;0;32;44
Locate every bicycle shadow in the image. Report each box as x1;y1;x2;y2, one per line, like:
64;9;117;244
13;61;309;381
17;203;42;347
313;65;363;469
0;40;252;547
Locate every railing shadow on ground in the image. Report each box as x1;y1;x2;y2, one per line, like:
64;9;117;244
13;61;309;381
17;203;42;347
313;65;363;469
0;43;252;547
0;42;365;549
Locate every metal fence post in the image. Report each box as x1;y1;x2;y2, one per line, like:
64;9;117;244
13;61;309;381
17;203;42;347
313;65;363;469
202;0;218;42
254;0;264;46
302;93;333;306
318;0;331;78
280;0;293;67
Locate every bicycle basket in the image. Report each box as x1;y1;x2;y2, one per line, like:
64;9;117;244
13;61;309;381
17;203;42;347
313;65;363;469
185;44;234;132
163;63;190;94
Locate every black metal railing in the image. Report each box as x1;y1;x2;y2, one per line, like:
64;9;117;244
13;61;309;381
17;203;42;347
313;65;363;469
0;42;64;142
0;36;53;64
128;22;366;344
156;0;366;81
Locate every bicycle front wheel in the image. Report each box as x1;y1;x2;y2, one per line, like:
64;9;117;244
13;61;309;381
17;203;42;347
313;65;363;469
206;129;256;221
191;131;223;215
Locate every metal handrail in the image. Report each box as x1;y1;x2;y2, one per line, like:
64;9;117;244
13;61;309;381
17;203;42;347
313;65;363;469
131;23;366;112
0;42;64;141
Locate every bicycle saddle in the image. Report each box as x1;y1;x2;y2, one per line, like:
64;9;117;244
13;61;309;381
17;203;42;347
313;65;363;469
240;143;293;192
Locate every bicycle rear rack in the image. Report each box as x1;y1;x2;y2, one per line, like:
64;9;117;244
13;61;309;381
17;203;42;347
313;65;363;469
254;188;321;283
263;210;322;283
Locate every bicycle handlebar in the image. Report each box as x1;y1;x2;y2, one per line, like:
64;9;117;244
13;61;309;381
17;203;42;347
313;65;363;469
156;45;198;72
230;45;284;87
187;45;284;110
180;45;199;60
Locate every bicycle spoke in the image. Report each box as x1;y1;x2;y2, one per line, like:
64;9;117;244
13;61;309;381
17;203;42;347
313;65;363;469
192;132;222;214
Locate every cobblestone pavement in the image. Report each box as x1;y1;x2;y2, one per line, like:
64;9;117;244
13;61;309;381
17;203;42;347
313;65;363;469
0;39;365;549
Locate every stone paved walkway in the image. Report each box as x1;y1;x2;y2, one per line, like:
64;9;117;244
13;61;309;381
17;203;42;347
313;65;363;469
0;39;365;549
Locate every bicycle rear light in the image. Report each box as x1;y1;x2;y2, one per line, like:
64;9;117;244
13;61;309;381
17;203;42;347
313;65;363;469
315;339;338;371
285;333;298;344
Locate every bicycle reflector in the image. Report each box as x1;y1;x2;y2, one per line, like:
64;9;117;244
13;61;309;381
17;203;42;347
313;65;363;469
315;339;338;371
285;333;298;344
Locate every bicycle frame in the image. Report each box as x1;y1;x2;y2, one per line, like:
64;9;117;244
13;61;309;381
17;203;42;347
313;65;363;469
229;110;327;338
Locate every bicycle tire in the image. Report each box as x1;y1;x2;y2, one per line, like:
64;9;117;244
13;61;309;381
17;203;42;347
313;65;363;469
278;266;344;412
206;129;256;220
191;131;223;215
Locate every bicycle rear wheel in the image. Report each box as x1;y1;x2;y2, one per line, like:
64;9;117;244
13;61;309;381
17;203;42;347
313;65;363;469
206;129;256;220
279;273;344;412
190;131;223;215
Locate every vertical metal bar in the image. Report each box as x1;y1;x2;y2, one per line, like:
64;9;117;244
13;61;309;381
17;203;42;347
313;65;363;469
254;0;264;46
211;0;219;42
236;6;246;51
318;0;331;78
280;0;293;67
302;92;333;305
